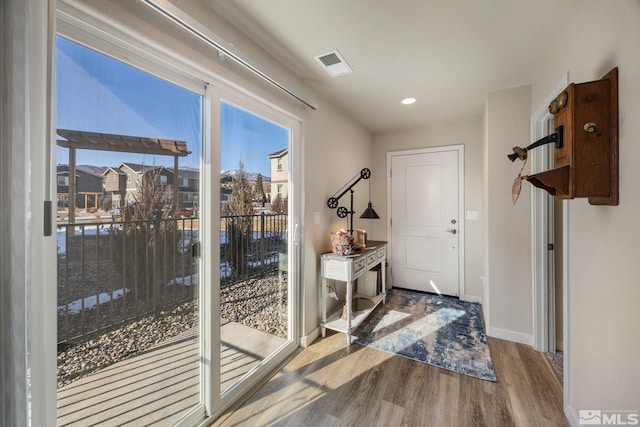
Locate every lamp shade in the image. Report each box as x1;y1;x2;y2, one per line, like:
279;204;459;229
360;202;380;219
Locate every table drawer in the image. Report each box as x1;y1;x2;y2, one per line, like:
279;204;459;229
323;259;350;280
377;246;386;260
353;258;366;276
366;251;378;265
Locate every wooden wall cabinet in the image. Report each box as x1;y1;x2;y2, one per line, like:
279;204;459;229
526;67;619;205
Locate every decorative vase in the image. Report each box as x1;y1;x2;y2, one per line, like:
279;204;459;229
331;230;353;256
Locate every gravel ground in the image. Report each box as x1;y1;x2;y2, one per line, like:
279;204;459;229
57;260;123;306
57;272;288;388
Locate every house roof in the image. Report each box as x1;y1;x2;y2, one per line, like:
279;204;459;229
57;164;103;178
102;167;127;176
267;148;288;159
56;129;191;157
118;162;166;174
178;169;200;179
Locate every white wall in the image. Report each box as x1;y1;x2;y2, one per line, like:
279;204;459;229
530;0;640;415
484;85;533;344
303;108;372;339
371;119;484;300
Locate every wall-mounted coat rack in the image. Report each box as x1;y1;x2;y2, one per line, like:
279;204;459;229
508;67;619;205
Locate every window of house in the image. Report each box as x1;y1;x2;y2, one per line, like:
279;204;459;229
277;157;282;171
57;175;69;186
277;184;283;194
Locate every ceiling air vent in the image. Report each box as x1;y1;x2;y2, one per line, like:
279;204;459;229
314;50;353;77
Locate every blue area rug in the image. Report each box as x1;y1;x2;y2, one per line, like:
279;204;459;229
354;288;496;381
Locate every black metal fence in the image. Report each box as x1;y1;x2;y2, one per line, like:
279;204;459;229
57;212;287;344
57;218;198;344
220;212;287;287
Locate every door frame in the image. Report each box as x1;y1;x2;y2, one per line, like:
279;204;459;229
531;73;568;352
386;145;465;298
209;84;303;420
530;115;557;354
531;74;570;410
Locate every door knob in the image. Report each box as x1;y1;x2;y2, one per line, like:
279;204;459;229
446;228;457;235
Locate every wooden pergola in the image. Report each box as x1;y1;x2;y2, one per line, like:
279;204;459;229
56;129;191;223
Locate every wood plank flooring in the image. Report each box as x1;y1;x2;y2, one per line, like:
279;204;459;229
57;328;200;426
57;322;286;426
213;332;568;427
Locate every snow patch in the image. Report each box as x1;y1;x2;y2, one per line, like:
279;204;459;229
58;288;130;315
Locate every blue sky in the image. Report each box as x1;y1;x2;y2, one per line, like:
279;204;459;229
56;36;287;177
220;102;289;177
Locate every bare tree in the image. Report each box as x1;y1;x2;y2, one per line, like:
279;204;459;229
111;167;180;313
226;162;254;275
253;173;267;207
132;168;175;220
227;162;254;216
270;194;287;214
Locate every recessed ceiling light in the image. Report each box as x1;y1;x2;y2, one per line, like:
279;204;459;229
401;97;417;105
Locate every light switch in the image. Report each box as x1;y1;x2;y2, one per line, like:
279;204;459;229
466;210;478;221
313;212;321;224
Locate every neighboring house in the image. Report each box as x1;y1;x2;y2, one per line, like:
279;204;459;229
117;162;173;205
220;173;234;203
105;164;200;209
102;167;127;208
268;148;288;201
56;165;104;210
176;168;199;209
219;170;268;205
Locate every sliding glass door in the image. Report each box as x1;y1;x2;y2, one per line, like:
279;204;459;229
55;35;204;426
219;101;289;394
213;91;301;410
54;15;301;425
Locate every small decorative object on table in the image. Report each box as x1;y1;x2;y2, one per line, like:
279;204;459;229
331;229;353;256
354;229;367;247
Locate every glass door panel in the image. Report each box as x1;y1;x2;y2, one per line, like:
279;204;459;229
55;36;203;426
219;101;291;394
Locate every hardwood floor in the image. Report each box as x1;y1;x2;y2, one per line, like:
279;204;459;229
213;332;568;427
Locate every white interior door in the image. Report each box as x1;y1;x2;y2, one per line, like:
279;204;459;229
389;148;460;296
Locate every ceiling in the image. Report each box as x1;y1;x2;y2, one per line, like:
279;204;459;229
201;0;579;133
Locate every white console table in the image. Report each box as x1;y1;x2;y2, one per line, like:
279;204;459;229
321;241;387;344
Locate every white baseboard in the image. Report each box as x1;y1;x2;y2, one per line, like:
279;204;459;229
487;326;533;346
566;403;579;427
460;294;482;304
300;326;321;348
